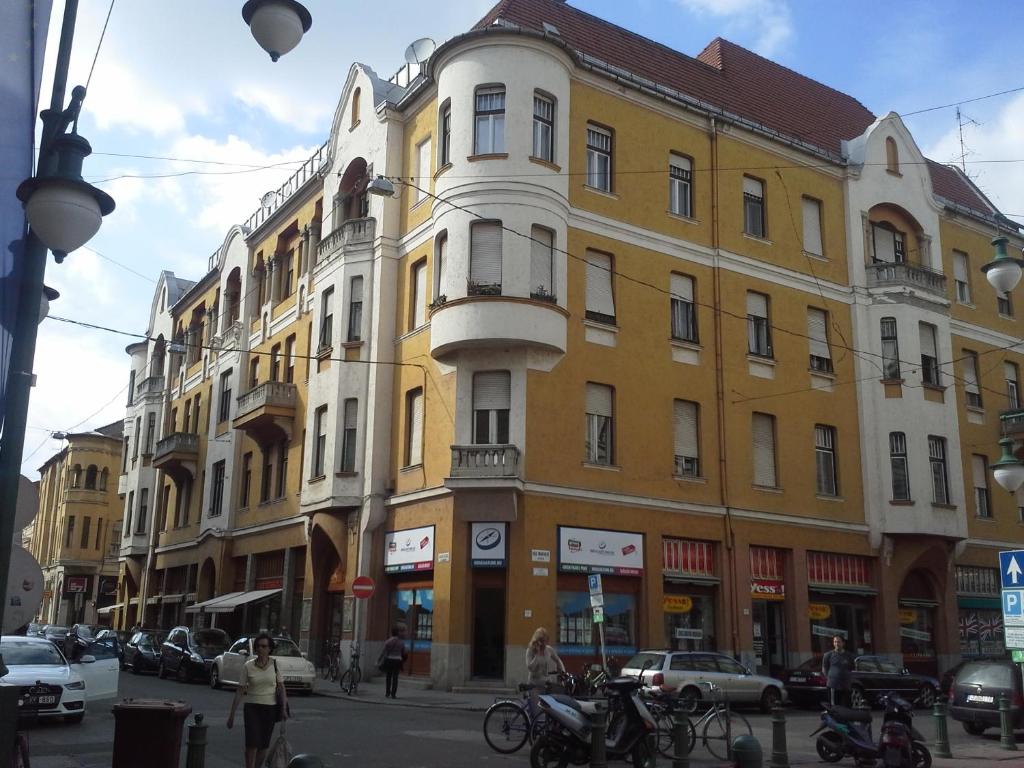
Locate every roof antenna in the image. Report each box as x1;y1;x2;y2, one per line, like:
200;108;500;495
955;106;980;174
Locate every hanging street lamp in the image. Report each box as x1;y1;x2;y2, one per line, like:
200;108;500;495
992;437;1024;494
242;0;313;62
981;236;1024;295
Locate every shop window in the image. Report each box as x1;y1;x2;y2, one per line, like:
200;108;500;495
663;591;715;651
557;591;636;656
391;587;433;676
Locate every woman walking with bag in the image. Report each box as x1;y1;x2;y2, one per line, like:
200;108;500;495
227;632;290;768
377;625;407;699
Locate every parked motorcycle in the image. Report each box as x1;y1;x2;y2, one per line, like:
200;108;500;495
812;692;931;768
530;675;659;768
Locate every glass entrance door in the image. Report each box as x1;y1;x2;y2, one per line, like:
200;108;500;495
392;586;433;677
751;599;786;677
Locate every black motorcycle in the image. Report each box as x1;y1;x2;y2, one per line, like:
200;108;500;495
812;693;931;768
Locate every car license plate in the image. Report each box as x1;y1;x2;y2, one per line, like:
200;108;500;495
789;676;805;682
284;676;301;683
966;694;994;703
26;695;56;706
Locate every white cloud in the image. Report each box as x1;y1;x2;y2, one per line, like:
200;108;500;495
232;83;333;134
922;93;1024;218
676;0;793;57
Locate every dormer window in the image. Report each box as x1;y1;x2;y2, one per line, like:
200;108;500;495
885;137;900;174
351;87;361;128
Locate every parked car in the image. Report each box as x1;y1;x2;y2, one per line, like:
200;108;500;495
42;625;69;645
0;635;120;723
24;623;46;638
622;650;786;712
210;635;316;693
940;655;1007;699
949;659;1024;736
94;629;129;667
782;655;939;709
123;629;168;674
159;627;231;682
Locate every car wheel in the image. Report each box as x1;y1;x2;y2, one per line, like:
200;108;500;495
760;686;783;713
65;713;85;724
850;686;868;709
915;684;936;709
963;722;986;736
679;686;702;714
157;659;167;679
209;665;221;690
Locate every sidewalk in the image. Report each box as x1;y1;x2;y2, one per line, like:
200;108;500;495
313;675;498;711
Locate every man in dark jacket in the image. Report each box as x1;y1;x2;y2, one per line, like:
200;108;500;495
822;635;855;707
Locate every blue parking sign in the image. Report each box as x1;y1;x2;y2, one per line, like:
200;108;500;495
1000;550;1024;588
1004;590;1024;617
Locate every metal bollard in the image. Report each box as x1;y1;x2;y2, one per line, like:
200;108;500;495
672;715;689;768
932;698;952;758
769;705;789;768
184;713;207;768
589;701;608;768
999;694;1017;751
731;733;763;768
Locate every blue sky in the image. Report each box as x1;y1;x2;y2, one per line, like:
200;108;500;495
22;0;1024;476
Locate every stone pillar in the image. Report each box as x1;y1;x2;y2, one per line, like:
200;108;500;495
281;547;295;637
301;225;311;274
785;547;811;669
309;218;322;261
269;256;280;304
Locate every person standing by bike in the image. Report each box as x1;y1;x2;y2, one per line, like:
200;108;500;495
377;625;407;699
526;628;564;714
822;634;855;707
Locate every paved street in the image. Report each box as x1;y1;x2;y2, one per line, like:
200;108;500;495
20;671;1024;767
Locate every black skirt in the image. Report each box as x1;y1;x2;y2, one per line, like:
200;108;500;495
243;702;277;749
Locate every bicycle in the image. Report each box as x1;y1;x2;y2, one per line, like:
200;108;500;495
644;687;697;760
339;642;361;695
320;638;341;682
688;681;752;760
482;672;573;754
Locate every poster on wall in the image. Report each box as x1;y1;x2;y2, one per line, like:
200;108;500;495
384;525;435;573
470;523;507;568
558;526;644;576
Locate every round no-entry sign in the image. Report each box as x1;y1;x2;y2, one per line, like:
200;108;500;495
351;575;376;599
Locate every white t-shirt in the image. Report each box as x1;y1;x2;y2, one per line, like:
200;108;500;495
240;657;283;706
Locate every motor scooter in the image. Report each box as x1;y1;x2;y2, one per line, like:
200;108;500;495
530;675;658;768
811;692;931;768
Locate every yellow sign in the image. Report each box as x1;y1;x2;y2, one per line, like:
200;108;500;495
808;603;831;621
663;595;693;614
898;609;917;625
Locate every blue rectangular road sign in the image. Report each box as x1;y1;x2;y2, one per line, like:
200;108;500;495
1000;550;1024;588
588;574;603;595
1004;589;1024;618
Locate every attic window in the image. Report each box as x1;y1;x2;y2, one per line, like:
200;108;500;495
542;21;561;37
885;137;900;175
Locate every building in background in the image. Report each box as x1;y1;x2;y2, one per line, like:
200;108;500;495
29;421;124;625
112;0;1024;686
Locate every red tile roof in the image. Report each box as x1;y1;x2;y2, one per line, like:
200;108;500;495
472;0;1000;220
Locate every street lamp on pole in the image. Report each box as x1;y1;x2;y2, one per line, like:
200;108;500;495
981;236;1024;295
992;437;1024;495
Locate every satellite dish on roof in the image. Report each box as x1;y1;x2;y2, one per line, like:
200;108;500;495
15;474;39;531
404;37;436;66
4;546;44;633
260;190;277;209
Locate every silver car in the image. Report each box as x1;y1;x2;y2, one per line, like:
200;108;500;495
622;651;786;712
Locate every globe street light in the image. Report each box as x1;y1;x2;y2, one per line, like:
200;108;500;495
242;0;313;62
992;437;1024;494
981;236;1024;295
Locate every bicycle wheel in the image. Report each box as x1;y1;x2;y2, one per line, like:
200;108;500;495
528;710;549;744
483;701;530;754
701;709;752;761
348;665;361;695
339;668;355;694
329;659;339;683
652;711;695;759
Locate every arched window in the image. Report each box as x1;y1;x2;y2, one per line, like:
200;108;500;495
85;465;98;490
351;87;361;128
71;464;82;488
885;137;899;174
99;468;109;491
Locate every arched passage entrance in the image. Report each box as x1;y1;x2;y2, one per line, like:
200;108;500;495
198;558;217;603
309;522;346;664
898;567;942;677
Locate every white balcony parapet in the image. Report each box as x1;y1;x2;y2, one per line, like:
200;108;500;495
236;381;297;419
154;432;199;460
135;375;165;398
865;261;947;298
316;217;376;265
450;444;520;478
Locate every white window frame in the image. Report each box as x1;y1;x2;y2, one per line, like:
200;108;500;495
473;371;511;445
406;388;424;467
347;276;363;343
814;425;838;496
881;317;900;380
532;92;555;162
963;351;982;408
469;221;502;294
340;399;358;473
313;405;328;478
746;291;772;358
474;86;505;155
973;454;991;518
530;225;555;300
586;124;612;192
585;383;614;465
585;250;615;324
434;232;448;300
411;260;427;329
669;154;693;218
673;399;700;477
802;196;823;256
889;432;910;501
1007;362;1020;409
807;307;832;373
415;137;431;202
752;412;778;488
319;287;334;349
928;436;949;505
953;250;971;304
670;273;697;343
743;176;765;238
919;322;940;386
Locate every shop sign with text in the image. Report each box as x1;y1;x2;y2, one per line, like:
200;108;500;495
663;595;693;614
558;526;644;576
750;579;785;600
384;525;435;573
471;523;506;568
808;603;831;621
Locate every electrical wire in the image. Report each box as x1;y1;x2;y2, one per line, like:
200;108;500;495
85;0;116;92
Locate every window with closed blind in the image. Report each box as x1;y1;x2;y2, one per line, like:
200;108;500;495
405;388;424;467
928;436;949;504
889;432;910;501
815;425;838;496
340;399;358;473
1007;362;1020;408
669;154;693;218
752;413;777;487
963;351;982;408
872;222;905;264
585;383;614;465
807;307;832;372
880;317;900;380
473;371;510;444
410;260;427;330
530;226;555;300
973;454;991;517
802;197;823;256
469;222;502;295
747;291;772;357
670;273;697;343
585;250;615;325
743;176;765;238
919;323;940;386
434;232;448;300
673;400;699;477
953;251;971;304
415;138;431;202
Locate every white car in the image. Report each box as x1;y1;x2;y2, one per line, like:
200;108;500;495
210;636;315;693
622;650;787;712
1;635;120;723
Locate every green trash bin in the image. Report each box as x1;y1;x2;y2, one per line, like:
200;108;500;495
112;699;192;768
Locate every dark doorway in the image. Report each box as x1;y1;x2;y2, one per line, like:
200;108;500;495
473;583;506;679
751;599;787;678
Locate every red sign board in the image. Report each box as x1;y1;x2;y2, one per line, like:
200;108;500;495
351;576;375;600
65;576;89;594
